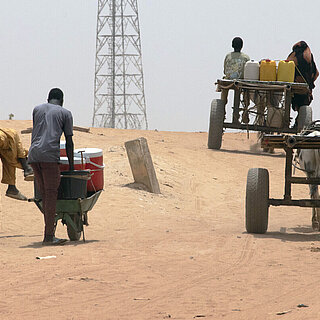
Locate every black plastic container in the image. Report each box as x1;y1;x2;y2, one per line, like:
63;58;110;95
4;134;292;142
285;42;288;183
59;170;89;199
34;170;90;200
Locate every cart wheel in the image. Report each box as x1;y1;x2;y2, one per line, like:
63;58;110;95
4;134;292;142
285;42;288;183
297;105;312;131
245;168;269;234
67;213;82;241
208;99;225;150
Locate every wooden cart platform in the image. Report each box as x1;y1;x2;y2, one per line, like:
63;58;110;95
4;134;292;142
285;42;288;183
208;79;311;150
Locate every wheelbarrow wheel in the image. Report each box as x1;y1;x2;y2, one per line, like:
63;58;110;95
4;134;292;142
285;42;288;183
246;168;269;234
297;105;312;131
67;213;82;241
208;99;225;150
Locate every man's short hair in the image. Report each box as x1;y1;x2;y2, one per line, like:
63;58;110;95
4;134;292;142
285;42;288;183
232;37;243;50
48;88;64;102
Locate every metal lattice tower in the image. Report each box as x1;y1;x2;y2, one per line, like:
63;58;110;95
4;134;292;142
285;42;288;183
92;0;148;129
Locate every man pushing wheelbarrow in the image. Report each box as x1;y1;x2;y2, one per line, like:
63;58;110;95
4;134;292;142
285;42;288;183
28;88;74;246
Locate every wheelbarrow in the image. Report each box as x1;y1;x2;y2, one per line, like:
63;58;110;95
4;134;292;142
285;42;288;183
31;191;102;241
29;170;102;242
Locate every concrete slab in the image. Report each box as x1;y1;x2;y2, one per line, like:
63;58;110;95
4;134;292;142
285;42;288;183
125;137;161;194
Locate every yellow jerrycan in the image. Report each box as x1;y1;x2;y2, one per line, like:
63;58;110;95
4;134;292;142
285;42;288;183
260;59;276;81
277;60;295;82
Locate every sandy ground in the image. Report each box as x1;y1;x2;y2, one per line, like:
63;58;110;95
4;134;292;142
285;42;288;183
1;120;320;320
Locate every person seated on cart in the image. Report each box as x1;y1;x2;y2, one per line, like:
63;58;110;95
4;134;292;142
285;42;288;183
287;41;319;126
221;37;250;105
0;128;34;200
28;88;74;246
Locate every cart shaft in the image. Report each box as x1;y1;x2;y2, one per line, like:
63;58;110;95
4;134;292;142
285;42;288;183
269;198;320;208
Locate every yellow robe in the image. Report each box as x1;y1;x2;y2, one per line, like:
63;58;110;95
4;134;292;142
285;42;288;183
0;128;28;185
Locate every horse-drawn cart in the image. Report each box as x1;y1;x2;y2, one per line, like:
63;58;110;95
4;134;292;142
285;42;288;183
208;79;311;150
245;134;320;234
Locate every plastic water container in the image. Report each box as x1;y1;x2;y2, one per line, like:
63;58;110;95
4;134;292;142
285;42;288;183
60;140;66;157
74;148;104;192
34;170;90;200
260;59;276;81
277;60;295;82
59;171;90;199
59;157;86;171
244;60;260;80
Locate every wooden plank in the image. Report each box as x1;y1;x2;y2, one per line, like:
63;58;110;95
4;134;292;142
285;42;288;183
223;122;297;133
21;128;33;134
73;126;90;133
283;88;291;128
21;126;90;134
216;79;309;94
261;134;320;149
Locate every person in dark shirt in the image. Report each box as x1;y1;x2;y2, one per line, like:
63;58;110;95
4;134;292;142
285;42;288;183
29;88;74;245
287;41;319;111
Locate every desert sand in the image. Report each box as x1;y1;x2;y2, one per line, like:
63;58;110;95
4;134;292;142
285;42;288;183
0;120;320;320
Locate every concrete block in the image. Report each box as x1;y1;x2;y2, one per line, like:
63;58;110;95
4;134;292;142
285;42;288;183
125;137;161;194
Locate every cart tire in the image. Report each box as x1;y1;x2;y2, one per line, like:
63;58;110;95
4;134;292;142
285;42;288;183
208;99;225;150
245;168;269;234
297;105;312;131
67;214;82;241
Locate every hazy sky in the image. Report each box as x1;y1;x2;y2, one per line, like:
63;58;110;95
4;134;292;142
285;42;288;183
1;0;319;131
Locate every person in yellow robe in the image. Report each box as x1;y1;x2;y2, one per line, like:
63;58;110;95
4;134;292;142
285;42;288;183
0;128;33;200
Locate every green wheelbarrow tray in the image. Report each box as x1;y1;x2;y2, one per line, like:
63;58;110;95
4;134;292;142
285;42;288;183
31;190;103;242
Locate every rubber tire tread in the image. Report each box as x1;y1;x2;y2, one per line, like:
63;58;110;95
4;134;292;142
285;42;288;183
208;99;225;150
297;105;312;131
246;168;269;234
67;214;82;241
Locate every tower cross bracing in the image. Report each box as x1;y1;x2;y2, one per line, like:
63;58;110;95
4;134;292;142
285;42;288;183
92;0;148;129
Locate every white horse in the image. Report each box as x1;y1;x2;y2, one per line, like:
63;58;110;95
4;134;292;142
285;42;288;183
297;130;320;230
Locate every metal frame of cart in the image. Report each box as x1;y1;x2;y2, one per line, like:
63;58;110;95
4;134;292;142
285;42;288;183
208;79;310;150
30;190;102;242
245;134;320;234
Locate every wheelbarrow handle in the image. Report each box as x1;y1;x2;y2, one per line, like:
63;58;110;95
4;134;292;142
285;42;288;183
60;174;91;180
